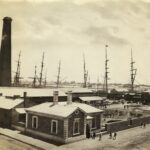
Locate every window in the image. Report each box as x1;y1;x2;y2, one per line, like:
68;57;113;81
75;110;79;115
32;116;38;129
51;120;58;134
92;117;96;129
73;118;80;135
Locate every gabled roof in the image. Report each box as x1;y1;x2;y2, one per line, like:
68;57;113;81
79;96;106;102
26;102;81;118
0;97;23;110
26;102;103;118
71;102;103;114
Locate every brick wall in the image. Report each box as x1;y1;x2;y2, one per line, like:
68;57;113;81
68;109;85;137
11;109;19;124
106;116;150;132
27;113;64;138
0;109;11;127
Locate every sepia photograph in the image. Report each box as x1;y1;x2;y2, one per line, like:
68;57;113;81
0;0;149;149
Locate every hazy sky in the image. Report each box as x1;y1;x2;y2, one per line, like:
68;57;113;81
0;0;150;84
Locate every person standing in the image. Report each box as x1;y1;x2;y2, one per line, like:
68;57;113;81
113;132;117;140
99;132;102;141
109;131;112;139
93;132;96;139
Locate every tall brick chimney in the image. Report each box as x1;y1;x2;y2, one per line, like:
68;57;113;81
0;17;12;86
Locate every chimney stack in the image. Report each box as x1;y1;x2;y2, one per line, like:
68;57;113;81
24;92;29;108
0;17;12;86
53;91;59;105
67;91;72;105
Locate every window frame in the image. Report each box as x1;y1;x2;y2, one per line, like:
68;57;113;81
73;118;80;135
32;116;38;129
51;120;58;134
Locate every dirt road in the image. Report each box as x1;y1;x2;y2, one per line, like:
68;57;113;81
0;134;40;150
59;125;150;150
0;125;149;150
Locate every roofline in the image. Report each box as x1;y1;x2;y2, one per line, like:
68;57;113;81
26;106;103;119
26;107;87;119
26;110;66;120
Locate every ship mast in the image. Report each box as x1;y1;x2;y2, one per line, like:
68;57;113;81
39;52;44;87
130;49;137;92
97;77;99;92
14;51;21;86
32;65;37;88
56;60;61;88
44;69;47;87
104;45;109;95
83;54;88;88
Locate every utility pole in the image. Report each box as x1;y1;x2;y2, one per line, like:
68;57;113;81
105;45;109;95
39;52;44;87
83;54;88;88
130;49;137;92
14;51;21;86
32;65;37;88
56;60;61;88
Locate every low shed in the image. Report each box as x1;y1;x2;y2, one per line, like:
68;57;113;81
0;98;23;128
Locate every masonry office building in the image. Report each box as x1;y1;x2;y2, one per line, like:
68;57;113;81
25;91;103;143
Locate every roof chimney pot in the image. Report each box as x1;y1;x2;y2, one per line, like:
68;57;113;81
53;91;59;105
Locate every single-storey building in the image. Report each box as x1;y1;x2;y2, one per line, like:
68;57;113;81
22;90;67;107
79;96;107;107
63;88;96;100
0;87;67;107
0;97;24;128
25;91;103;143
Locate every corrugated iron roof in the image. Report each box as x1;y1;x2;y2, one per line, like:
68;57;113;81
0;87;66;97
0;97;23;110
79;96;106;102
15;108;26;114
26;102;103;118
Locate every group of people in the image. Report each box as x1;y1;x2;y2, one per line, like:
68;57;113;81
90;131;117;141
89;121;147;141
91;131;102;140
109;132;117;140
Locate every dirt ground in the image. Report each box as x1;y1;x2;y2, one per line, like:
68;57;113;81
0;125;149;150
59;124;150;150
0;134;41;150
